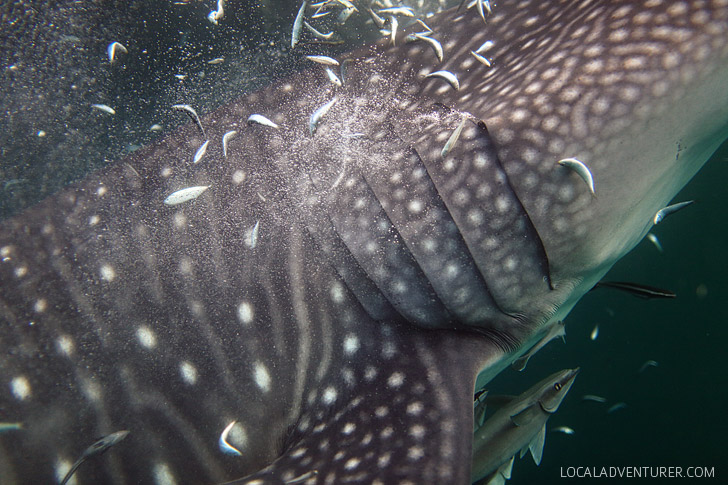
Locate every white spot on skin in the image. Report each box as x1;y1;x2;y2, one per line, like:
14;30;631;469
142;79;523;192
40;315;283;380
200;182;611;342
407;446;425;460
322;387;337;404
409;424;426;439
407;199;423;213
153;462;178;485
100;264;116;282
232;170;246;185
56;335;75;357
344;457;361;470
178;257;193;275
342;422;356;435
88;215;100;226
14;266;28;278
10;376;31;400
33;299;47;313
330;282;345;303
290;447;307;458
343;334;360;355
80;377;101;402
179;361;198;385
173;212;187;229
237;301;254;325
364;366;378;381
136;326;157;349
387;372;404;388
253;361;271;393
406;401;424;416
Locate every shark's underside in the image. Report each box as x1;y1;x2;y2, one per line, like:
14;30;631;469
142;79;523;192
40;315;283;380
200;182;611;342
0;1;727;484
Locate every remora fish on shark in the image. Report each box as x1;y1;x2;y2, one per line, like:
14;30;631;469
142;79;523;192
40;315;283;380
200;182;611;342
471;368;579;484
0;1;727;484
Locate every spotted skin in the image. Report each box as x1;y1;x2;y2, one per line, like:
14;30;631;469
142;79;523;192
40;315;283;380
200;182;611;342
1;1;727;484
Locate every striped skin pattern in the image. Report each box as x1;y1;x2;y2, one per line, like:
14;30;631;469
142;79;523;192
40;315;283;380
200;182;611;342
1;1;727;484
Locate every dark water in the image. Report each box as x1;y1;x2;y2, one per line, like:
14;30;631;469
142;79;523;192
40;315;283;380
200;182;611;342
500;140;728;484
1;1;725;483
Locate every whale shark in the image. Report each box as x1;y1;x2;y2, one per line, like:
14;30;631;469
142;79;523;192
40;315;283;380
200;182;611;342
1;1;727;484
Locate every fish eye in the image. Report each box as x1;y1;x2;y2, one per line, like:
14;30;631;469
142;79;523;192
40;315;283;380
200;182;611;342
554;382;562;391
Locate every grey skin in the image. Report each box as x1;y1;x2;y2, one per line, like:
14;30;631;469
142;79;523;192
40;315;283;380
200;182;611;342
0;1;727;484
472;369;579;484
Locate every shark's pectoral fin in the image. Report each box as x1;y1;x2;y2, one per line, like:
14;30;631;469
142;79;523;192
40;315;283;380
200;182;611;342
224;327;499;485
527;424;547;466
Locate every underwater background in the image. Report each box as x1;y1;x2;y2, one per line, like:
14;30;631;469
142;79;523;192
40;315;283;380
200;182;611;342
1;1;725;483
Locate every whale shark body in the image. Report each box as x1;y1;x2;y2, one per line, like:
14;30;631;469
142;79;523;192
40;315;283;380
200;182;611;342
1;1;727;483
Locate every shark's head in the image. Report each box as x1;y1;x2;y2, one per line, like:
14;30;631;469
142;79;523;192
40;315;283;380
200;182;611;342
536;367;580;413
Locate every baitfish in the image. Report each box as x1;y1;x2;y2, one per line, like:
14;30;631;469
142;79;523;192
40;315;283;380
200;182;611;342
1;1;727;484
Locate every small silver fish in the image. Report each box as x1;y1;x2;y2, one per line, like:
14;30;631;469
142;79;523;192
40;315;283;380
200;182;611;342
470;50;492;67
286;471;319;484
91;104;116;115
552;426;575;435
325;67;342;87
378;7;415;17
305;55;340;66
207;57;225;65
172;104;205;137
412;33;443;63
249;221;260;249
389;16;398;46
106;41;127;63
415;19;433;33
653;200;694;224
475;0;492;22
60;430;129;485
218;421;243;456
425;70;460;90
291;1;308;49
639;360;659;373
311;7;331;19
247;114;280;129
441;117;467;158
309;97;337;135
208;0;225;25
557;158;595;195
304;21;335;40
646;233;663;252
332;0;357;11
367;7;386;28
164;186;210;206
581;394;607;403
193;140;209;164
222;130;238;158
590;324;599;341
475;40;495;53
607;402;628;414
